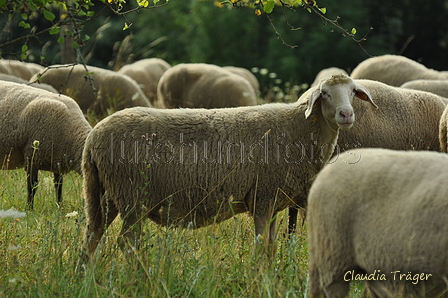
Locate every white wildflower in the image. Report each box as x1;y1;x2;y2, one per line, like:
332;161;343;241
0;208;26;218
65;211;78;218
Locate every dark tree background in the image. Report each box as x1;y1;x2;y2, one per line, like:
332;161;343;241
1;0;448;86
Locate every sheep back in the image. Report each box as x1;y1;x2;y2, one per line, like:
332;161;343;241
117;58;171;106
401;79;448;98
30;64;151;120
157;63;258;108
351;54;446;86
308;148;448;298
223;66;260;95
311;67;348;87
0;81;91;174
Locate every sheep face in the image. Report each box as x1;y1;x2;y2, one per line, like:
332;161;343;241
306;74;375;130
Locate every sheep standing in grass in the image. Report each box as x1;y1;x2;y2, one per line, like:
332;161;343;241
157;63;258;108
351;54;447;86
30;64;151;122
401;79;448;98
79;74;376;263
117;58;171;106
308;148;448;298
0;81;92;209
287;79;448;234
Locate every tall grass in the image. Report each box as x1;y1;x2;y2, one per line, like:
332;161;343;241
0;169;363;297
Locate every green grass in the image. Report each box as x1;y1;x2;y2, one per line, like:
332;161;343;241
0;169;363;297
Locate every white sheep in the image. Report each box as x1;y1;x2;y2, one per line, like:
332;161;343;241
0;73;58;93
400;79;448;98
30;64;152;122
156;63;258;108
351;54;447;86
0;59;44;80
311;67;348;87
223;66;260;96
79;74;376;263
117;58;171;106
0;81;92;209
307;148;448;298
288;79;448;233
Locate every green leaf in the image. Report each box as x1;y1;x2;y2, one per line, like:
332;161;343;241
21;13;28;20
49;26;60;35
318;7;326;14
77;10;86;16
19;21;30;29
87;11;95;17
21;53;27;60
44;10;56;22
72;42;79;49
57;37;65;44
84;34;90;41
351;28;357;35
22;44;28;52
0;0;5;8
264;0;275;13
221;0;232;5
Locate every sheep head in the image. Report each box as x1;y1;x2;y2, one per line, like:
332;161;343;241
305;74;377;130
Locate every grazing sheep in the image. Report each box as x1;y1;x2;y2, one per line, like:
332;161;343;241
117;58;171;106
0;59;44;80
157;63;258;108
0;81;92;209
29;64;152;122
79;74;376;263
0;73;58;93
223;66;260;96
439;105;448;153
401;79;448;98
288;79;448;234
308;148;448;298
351;54;447;86
311;67;348;87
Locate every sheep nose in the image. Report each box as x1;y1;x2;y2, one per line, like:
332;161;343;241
339;110;353;119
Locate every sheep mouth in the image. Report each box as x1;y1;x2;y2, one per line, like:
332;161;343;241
338;122;354;130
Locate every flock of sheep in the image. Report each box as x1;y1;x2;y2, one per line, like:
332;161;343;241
1;54;448;297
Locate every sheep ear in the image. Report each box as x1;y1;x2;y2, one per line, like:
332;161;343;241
305;87;322;119
355;83;378;109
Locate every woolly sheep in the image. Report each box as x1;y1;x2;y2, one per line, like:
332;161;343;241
307;148;448;298
30;64;152;122
351;54;447;86
439;105;448;153
288;79;448;233
401;79;448;98
0;59;44;80
117;58;171;106
79;74;376;263
0;81;92;209
311;67;348;87
156;63;258;108
223;66;260;96
0;73;58;93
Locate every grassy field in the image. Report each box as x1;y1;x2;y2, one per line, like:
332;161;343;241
0;169;362;297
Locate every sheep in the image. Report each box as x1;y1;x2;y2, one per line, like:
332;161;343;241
117;58;171;107
288;79;448;234
78;74;376;263
0;59;44;80
156;63;258;109
223;66;260;96
29;64;152;122
0;73;58;93
351;54;447;86
307;148;448;298
401;79;448;98
0;81;92;209
311;67;348;87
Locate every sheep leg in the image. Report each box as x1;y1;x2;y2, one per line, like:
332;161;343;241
82;196;119;263
118;212;142;260
254;211;278;258
287;207;298;235
53;173;63;204
26;164;39;210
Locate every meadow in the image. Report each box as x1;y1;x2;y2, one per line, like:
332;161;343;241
0;169;363;297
